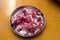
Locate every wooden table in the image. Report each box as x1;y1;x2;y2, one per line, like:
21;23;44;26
0;0;60;40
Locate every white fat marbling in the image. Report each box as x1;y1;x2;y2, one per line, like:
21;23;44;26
27;32;32;36
34;29;40;34
18;30;27;36
24;8;32;13
15;25;21;32
34;19;37;23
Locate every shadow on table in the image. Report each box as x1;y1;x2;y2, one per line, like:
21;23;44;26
49;0;60;8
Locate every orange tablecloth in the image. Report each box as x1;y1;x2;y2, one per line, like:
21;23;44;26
0;0;60;40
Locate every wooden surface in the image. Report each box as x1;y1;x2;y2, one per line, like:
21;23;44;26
0;0;60;40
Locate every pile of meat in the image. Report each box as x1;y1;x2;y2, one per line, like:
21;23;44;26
10;6;44;37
